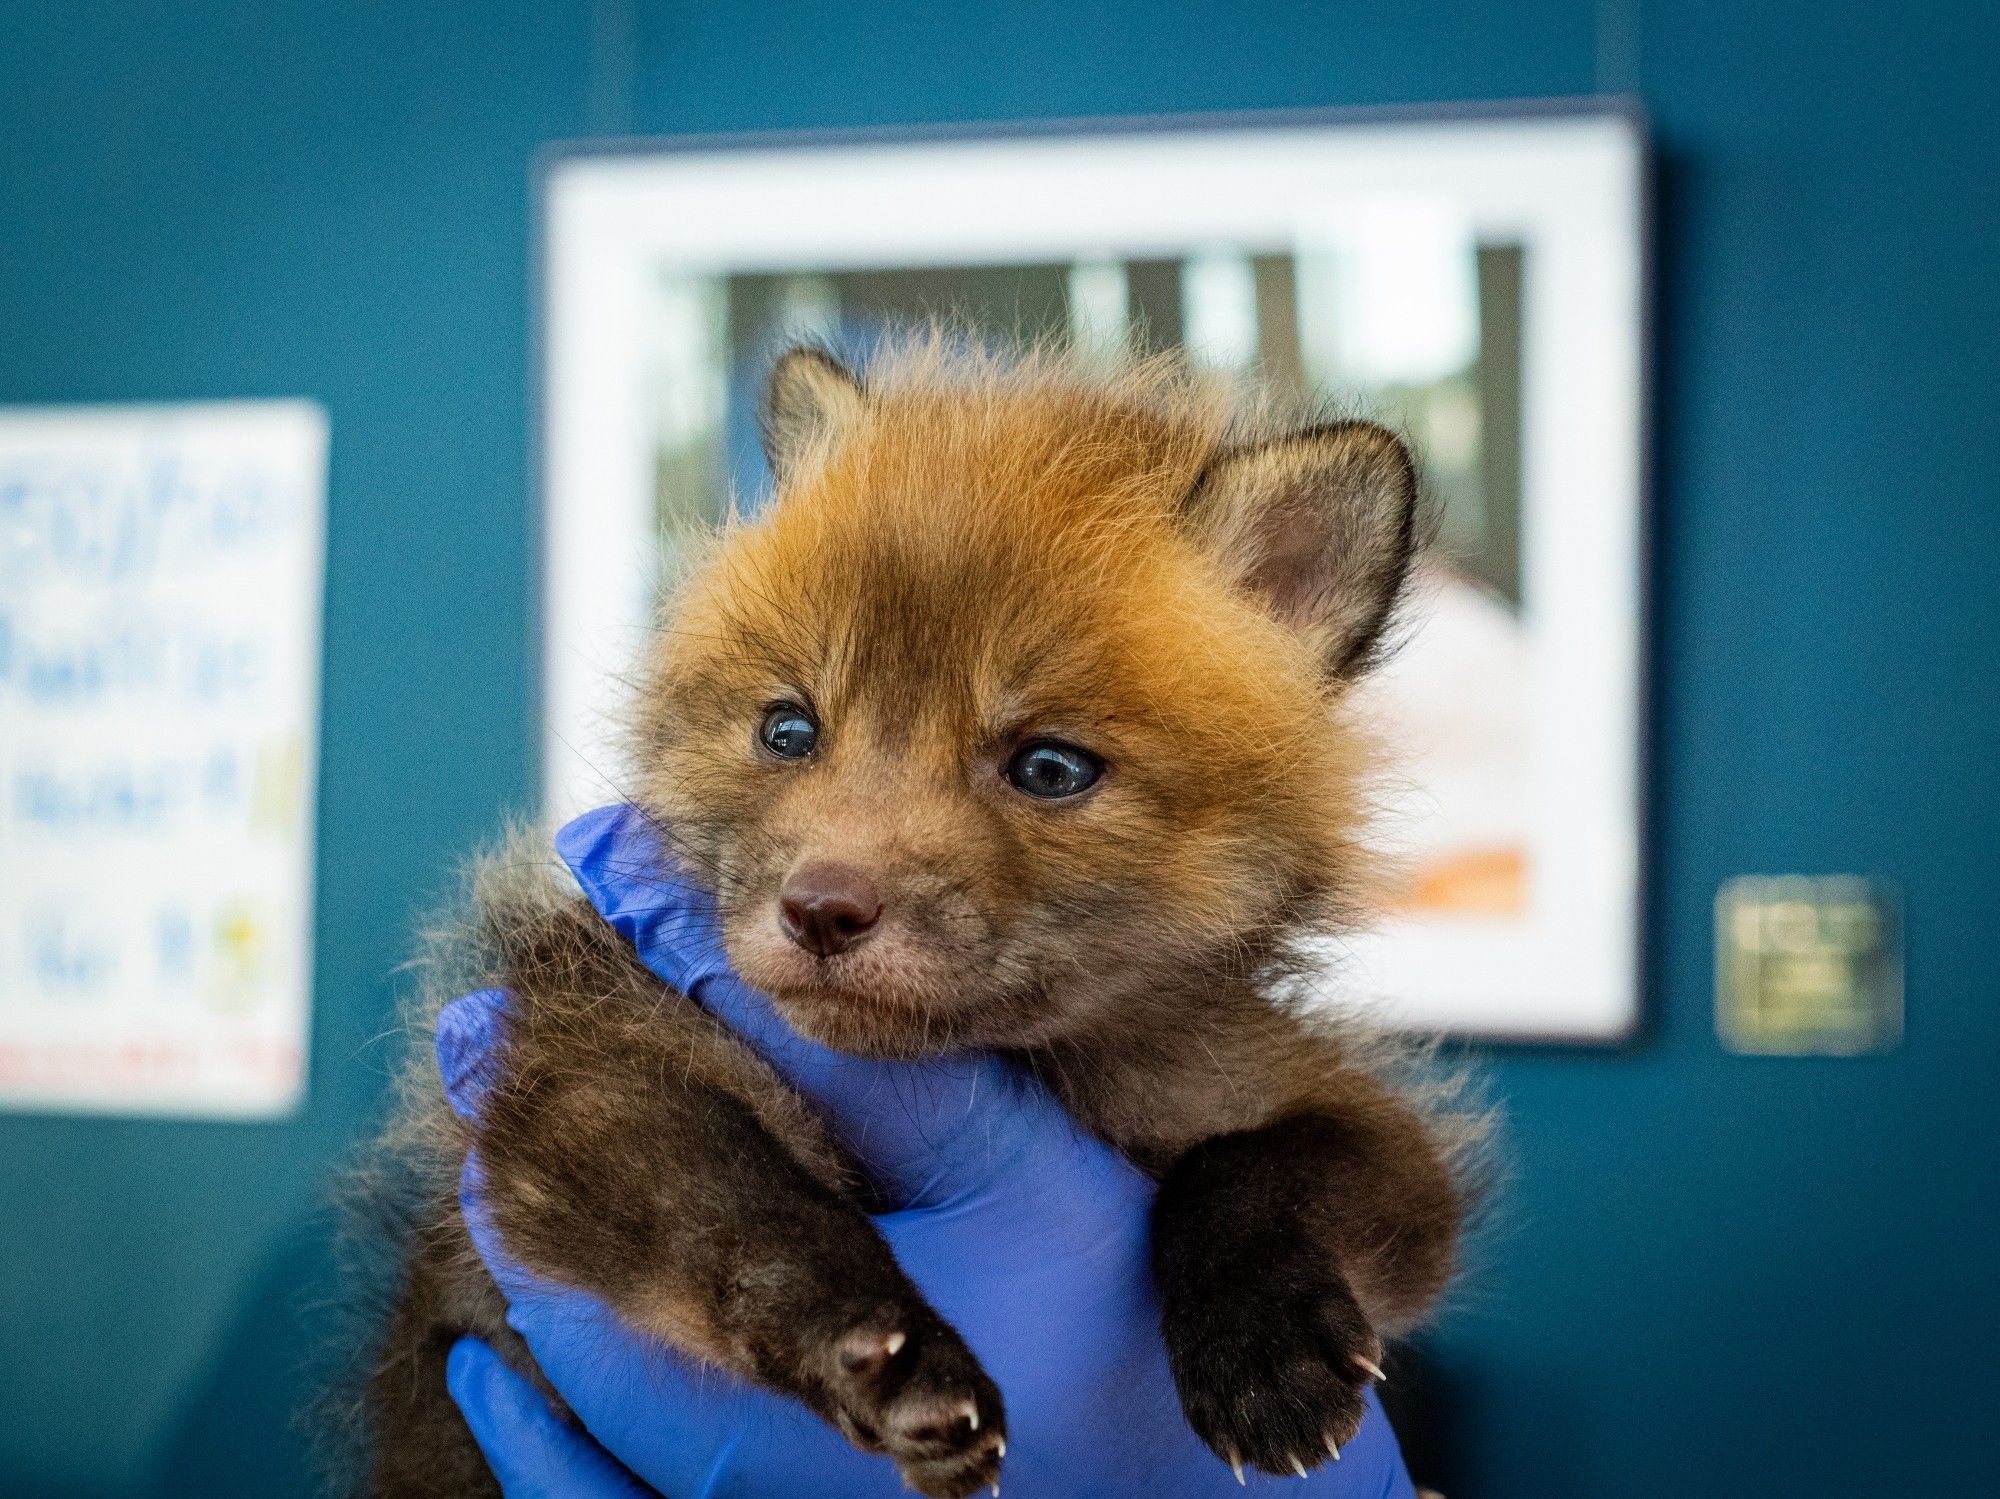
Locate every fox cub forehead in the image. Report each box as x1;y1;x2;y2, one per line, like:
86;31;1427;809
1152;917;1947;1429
669;339;1420;746
758;374;1226;691
790;370;1210;546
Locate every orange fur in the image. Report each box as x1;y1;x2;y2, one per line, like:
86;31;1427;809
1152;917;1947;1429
636;339;1386;1058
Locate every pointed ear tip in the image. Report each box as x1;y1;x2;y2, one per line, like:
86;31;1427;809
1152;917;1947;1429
1306;422;1421;519
770;341;829;369
769;343;861;388
761;343;866;478
1219;420;1413;473
1305;418;1415;468
1189;422;1420;520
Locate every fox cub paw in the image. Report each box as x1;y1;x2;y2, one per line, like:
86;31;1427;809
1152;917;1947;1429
1163;1257;1385;1480
813;1306;1006;1498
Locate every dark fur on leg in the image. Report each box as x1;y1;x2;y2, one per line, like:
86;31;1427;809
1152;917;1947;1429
1030;982;1484;1479
1152;1111;1462;1474
363;1214;522;1499
352;842;1004;1499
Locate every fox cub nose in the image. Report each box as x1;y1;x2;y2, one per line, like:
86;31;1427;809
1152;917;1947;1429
778;863;884;957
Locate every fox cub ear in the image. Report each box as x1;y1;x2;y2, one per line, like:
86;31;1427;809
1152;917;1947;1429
761;345;867;481
1183;422;1420;679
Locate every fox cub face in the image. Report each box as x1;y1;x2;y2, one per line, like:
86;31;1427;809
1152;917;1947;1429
634;342;1419;1056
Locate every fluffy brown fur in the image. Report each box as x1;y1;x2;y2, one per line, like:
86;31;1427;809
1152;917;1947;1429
345;335;1488;1497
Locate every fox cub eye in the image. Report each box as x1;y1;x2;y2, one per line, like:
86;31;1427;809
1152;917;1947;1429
759;703;819;760
1005;741;1102;800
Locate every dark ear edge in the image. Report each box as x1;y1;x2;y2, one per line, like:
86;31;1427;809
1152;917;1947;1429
1315;420;1420;679
759;344;867;482
1184;420;1423;680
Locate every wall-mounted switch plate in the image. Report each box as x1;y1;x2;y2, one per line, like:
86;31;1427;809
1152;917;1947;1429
1716;876;1901;1056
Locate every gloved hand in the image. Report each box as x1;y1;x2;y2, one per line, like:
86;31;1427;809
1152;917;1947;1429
440;804;1417;1498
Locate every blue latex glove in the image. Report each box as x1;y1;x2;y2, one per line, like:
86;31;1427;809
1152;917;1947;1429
440;804;1417;1499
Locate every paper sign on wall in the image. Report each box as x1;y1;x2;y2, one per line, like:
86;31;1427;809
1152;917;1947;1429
0;402;326;1118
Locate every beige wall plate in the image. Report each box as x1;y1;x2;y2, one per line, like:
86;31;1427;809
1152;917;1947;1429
1716;876;1902;1056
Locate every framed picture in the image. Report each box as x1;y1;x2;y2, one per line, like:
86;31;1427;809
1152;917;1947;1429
538;104;1647;1041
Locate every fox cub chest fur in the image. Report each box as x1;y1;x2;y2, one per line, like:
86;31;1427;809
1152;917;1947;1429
358;342;1482;1498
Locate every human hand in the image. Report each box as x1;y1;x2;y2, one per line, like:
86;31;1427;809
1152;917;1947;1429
441;804;1417;1498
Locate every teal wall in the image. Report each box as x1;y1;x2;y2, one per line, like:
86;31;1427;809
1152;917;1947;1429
2;3;1995;1495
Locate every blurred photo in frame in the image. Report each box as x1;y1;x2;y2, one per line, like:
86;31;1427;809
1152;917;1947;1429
537;106;1647;1041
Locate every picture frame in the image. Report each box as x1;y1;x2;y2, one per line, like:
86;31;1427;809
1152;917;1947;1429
536;103;1648;1041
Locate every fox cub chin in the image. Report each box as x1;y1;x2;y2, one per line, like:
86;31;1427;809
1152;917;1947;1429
351;337;1486;1498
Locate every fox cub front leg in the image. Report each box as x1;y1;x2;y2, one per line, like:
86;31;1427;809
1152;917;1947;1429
1152;1112;1460;1478
473;994;1006;1497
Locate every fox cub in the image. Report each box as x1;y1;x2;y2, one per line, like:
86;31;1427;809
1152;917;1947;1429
354;339;1484;1498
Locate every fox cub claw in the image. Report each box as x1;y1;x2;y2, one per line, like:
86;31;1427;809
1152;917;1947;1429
1165;1261;1383;1480
817;1307;1006;1498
